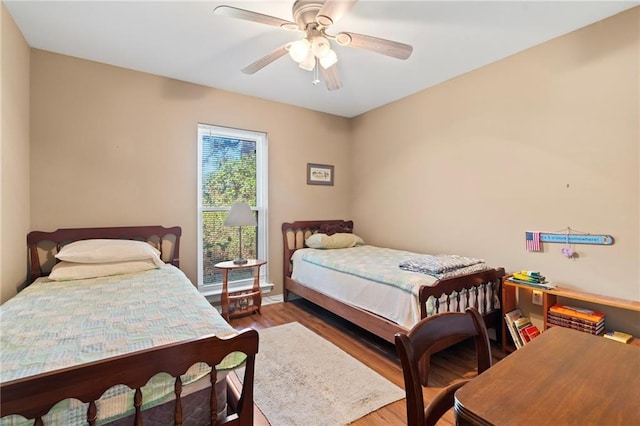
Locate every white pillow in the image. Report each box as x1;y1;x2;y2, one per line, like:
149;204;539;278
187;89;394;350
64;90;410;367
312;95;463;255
305;233;365;249
55;239;164;266
49;259;161;281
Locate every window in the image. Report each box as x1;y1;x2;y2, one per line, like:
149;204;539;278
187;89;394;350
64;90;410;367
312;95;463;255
197;124;268;293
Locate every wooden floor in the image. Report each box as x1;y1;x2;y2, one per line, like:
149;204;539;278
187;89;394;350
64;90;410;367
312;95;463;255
230;298;504;426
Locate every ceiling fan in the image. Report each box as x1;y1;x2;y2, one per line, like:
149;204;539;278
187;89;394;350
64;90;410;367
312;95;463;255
213;0;413;91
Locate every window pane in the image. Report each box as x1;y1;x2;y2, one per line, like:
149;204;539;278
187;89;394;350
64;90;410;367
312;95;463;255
201;136;256;208
201;208;258;285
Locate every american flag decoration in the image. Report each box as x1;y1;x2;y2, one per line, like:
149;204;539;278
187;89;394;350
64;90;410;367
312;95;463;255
526;232;541;252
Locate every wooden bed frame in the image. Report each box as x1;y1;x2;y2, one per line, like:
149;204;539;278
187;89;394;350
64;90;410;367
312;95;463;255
26;225;183;283
1;225;258;426
282;220;505;380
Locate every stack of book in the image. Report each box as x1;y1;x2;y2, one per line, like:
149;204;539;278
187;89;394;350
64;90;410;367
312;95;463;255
506;271;556;289
505;308;541;349
547;304;605;335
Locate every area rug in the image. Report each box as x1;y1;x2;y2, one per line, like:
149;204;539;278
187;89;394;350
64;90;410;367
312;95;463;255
237;322;405;426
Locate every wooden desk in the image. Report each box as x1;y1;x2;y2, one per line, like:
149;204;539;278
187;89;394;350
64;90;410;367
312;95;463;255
214;259;266;321
455;326;640;425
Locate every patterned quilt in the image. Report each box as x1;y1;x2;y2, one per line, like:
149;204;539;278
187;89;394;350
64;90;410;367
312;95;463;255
297;245;498;317
398;254;487;279
0;265;243;425
299;245;440;295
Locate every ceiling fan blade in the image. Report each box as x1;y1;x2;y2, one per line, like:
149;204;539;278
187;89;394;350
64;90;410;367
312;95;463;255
316;0;358;27
213;5;297;30
241;44;290;75
320;64;342;91
336;31;413;60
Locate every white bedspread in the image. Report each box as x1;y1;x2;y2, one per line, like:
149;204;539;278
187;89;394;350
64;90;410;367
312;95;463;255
292;245;497;329
292;246;428;328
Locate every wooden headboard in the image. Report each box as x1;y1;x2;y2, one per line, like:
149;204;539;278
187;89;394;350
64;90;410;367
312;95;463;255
27;225;182;283
281;220;353;279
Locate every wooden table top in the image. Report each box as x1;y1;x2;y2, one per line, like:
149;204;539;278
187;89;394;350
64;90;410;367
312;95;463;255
214;259;267;270
455;326;640;425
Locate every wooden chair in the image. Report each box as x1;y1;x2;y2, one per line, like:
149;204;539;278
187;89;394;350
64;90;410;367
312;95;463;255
395;307;492;426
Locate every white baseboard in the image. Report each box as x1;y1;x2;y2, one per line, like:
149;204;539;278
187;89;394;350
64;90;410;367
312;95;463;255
262;293;283;305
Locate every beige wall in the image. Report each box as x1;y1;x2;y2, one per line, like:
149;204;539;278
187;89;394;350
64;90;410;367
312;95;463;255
351;8;639;333
9;6;640;334
29;51;351;292
1;2;30;303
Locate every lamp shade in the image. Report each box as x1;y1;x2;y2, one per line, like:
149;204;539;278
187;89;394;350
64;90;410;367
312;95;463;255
223;202;256;227
311;36;331;58
298;50;316;71
319;49;338;69
288;38;310;63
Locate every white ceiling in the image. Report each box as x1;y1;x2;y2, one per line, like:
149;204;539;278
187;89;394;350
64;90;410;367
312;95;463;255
5;1;638;118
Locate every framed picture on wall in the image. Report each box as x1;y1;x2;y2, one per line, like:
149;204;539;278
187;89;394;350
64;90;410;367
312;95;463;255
307;163;334;186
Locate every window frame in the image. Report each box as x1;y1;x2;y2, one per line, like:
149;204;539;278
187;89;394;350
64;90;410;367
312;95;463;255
196;124;268;294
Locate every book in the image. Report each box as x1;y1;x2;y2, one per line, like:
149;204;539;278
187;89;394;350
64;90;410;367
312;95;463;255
547;311;603;324
504;309;526;349
506;277;557;290
519;270;542;277
514;317;534;345
546;310;604;326
603;331;633;344
547;318;604;333
547;316;605;335
523;324;541;341
513;272;547;283
549;304;605;323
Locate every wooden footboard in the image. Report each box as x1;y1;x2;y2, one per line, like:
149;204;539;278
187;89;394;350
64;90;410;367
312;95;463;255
0;330;259;425
420;267;506;335
282;220;505;344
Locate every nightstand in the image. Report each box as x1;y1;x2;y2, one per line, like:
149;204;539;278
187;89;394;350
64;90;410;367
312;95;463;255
214;259;267;321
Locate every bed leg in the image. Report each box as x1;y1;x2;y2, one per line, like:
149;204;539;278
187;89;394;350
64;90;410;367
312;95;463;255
283;288;289;302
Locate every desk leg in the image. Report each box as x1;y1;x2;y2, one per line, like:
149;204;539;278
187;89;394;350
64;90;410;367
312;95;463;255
221;269;230;322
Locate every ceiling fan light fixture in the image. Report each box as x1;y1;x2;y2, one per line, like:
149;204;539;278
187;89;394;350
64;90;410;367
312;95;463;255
298;50;316;71
311;36;331;58
319;49;338;69
288;38;310;63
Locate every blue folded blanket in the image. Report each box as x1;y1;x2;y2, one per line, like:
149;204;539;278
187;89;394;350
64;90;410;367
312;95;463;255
399;254;484;275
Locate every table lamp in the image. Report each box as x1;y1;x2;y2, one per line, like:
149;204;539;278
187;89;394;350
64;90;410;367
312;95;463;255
223;202;257;264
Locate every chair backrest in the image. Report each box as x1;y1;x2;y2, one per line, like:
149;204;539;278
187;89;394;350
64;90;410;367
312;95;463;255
395;307;492;426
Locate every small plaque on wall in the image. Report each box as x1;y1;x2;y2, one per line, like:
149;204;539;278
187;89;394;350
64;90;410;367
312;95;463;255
307;163;334;186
